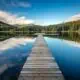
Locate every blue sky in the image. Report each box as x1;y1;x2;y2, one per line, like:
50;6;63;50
0;0;80;25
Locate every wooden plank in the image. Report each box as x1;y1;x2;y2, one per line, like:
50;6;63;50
18;35;65;80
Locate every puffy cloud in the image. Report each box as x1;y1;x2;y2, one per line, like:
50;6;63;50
0;10;34;25
66;14;80;22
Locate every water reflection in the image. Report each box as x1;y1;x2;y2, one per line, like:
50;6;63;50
45;36;80;80
60;32;80;42
0;37;35;80
45;32;80;43
0;33;80;80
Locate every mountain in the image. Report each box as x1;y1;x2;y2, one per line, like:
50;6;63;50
64;20;80;26
0;21;16;28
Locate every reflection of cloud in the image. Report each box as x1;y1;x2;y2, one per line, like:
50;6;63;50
0;10;34;25
0;38;34;51
63;40;80;48
66;14;80;22
0;64;8;75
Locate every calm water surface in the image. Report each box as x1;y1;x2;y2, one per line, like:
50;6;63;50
0;35;80;80
0;37;35;80
45;37;80;80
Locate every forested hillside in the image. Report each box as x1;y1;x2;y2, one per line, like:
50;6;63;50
46;20;80;33
0;20;80;39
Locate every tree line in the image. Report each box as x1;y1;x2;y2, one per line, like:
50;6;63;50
0;20;80;38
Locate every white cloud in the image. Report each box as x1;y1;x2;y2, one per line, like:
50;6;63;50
0;10;34;25
17;2;31;8
66;14;80;22
11;2;31;8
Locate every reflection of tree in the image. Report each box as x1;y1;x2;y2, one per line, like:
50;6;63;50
60;32;80;43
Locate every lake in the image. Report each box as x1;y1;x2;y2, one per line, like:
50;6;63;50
0;37;35;80
0;33;80;80
45;37;80;80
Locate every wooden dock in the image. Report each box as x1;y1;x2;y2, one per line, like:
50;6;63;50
18;35;65;80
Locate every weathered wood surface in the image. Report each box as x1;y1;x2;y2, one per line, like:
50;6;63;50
18;35;65;80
